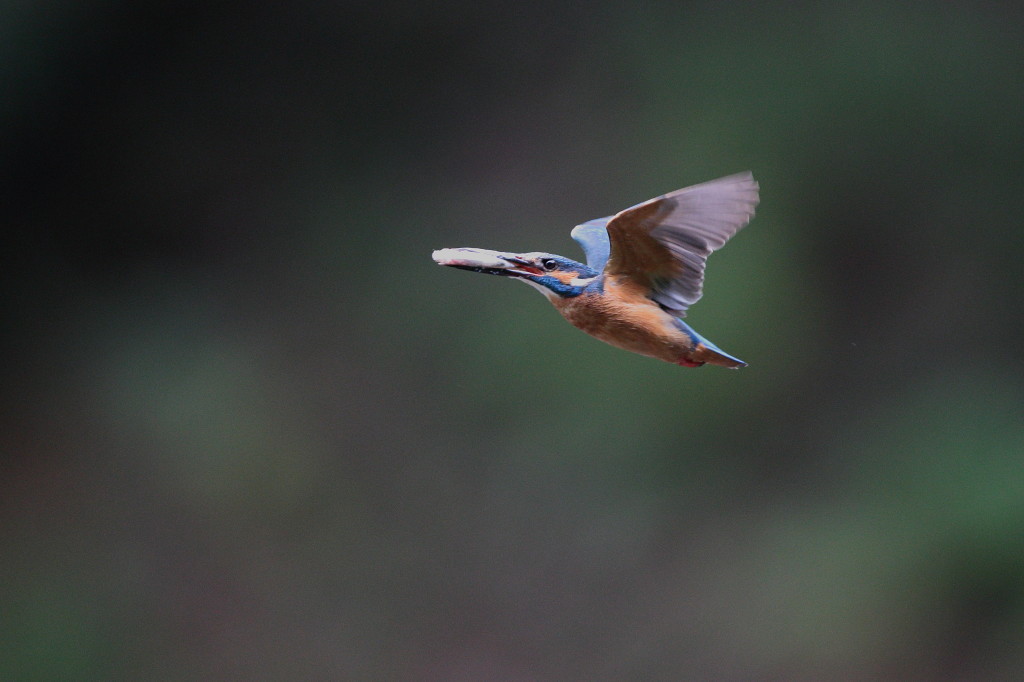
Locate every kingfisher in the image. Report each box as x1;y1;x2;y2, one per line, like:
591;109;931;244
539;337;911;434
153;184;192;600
433;172;759;368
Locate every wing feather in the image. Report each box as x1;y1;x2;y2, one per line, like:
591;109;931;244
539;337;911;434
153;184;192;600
603;172;758;316
570;217;612;271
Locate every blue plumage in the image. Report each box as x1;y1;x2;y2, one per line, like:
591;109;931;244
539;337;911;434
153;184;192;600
433;172;759;369
570;218;612;271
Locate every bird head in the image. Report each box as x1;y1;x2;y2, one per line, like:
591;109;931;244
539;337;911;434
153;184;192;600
432;247;599;299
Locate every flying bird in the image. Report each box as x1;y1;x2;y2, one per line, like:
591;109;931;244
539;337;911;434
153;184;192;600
433;172;759;368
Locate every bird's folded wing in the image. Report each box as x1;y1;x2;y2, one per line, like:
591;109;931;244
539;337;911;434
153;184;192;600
603;172;759;316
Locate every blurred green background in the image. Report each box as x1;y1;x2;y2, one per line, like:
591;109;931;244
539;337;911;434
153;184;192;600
3;2;1023;679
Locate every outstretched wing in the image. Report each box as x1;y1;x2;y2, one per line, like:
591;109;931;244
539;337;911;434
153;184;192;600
603;172;759;316
570;217;612;271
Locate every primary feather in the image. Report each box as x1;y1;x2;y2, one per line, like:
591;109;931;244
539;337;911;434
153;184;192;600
583;172;759;316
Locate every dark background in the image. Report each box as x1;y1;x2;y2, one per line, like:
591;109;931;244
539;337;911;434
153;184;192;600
4;2;1023;679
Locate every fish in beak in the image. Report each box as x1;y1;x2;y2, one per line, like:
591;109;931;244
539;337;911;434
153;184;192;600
432;248;543;277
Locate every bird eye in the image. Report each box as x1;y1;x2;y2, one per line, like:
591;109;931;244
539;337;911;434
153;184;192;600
541;258;558;271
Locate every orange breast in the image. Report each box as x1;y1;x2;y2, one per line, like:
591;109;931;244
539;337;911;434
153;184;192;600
551;276;695;363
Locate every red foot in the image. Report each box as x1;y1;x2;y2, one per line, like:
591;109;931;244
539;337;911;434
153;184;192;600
677;357;705;368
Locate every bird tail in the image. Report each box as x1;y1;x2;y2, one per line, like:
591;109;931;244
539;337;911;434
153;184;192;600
675;319;747;369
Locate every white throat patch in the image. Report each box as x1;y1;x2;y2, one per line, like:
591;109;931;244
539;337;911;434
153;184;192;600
515;277;559;301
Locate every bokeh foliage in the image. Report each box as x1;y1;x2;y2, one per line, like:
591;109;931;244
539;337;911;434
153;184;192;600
3;1;1023;678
